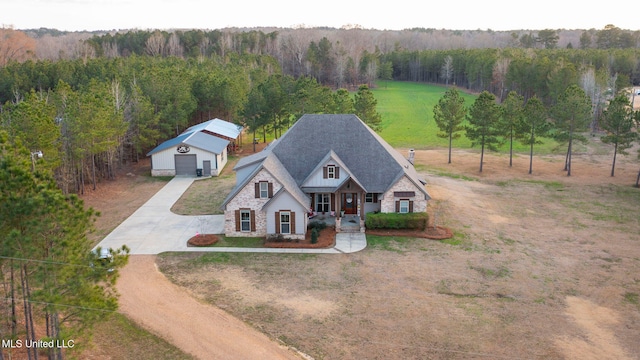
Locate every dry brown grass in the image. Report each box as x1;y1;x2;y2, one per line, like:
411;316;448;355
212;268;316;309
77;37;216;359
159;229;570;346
157;147;640;360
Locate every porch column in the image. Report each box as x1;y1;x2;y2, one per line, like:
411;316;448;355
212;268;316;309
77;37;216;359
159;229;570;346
360;192;365;220
336;190;341;219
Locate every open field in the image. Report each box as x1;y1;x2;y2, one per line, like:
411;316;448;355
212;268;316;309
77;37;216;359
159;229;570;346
157;147;640;360
373;81;562;154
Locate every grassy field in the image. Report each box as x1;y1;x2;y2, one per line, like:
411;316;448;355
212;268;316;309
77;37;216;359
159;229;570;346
373;81;561;154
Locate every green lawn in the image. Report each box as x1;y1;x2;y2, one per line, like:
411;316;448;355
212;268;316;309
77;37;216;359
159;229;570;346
372;81;561;154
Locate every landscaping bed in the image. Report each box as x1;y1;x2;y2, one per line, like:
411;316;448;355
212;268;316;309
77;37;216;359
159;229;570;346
185;227;336;248
264;226;336;248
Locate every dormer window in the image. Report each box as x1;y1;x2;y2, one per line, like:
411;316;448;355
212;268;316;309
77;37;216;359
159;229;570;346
327;165;336;179
323;165;340;179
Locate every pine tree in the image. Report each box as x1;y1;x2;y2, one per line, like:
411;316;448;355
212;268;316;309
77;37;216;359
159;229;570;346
433;87;466;164
517;96;550;174
465;91;503;172
0;131;129;359
551;85;592;176
600;95;637;177
499;91;524;167
354;85;382;132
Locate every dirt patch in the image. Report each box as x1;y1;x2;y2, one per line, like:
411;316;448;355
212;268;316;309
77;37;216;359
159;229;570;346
203;267;337;321
82;158;169;245
555;296;633;360
366;226;453;240
116;255;299;359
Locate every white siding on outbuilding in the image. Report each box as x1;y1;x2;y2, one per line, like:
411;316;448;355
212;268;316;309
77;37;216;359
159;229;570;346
150;146;227;176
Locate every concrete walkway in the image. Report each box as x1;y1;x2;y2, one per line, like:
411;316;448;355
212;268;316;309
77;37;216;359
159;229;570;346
95;177;367;255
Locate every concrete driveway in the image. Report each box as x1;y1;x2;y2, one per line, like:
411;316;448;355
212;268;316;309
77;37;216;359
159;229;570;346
95;177;366;255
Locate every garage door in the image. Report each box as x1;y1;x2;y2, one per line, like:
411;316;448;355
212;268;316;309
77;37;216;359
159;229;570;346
174;154;197;176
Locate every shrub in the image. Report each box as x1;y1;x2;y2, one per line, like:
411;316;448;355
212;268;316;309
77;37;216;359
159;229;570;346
365;212;429;230
308;221;327;231
311;228;319;244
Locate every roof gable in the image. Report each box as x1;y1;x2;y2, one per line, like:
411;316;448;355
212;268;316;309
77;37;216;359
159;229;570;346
146;130;229;156
300;150;365;191
224;114;430;206
270;114;424;195
221;152;310;210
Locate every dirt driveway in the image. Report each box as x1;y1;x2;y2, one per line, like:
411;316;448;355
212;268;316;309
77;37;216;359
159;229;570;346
116;255;300;360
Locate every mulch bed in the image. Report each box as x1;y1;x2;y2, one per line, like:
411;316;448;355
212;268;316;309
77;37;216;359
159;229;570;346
365;226;454;240
187;226;452;248
187;234;220;247
264;227;336;248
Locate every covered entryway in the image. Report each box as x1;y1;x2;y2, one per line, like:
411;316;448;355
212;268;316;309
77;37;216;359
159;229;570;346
341;193;358;214
174;154;197;176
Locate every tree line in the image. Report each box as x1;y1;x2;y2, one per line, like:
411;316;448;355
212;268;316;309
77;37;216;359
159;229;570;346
434;86;640;185
0;55;382;194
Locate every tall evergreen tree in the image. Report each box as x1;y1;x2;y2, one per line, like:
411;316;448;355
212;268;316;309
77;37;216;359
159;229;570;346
354;85;382;132
499;91;524;167
433;87;466;164
331;88;355;114
551;85;592;176
465;91;503;172
517;96;550;174
0;131;128;360
600;95;637;177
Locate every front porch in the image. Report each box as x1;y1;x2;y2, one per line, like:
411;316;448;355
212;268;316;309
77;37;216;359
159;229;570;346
309;213;364;233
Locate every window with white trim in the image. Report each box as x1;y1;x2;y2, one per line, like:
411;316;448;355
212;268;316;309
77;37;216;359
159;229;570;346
259;181;269;198
240;210;251;232
365;193;374;203
327;165;336;179
398;200;410;214
316;193;330;212
280;211;291;234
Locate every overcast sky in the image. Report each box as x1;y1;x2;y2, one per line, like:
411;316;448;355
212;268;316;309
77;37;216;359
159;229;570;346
0;0;636;32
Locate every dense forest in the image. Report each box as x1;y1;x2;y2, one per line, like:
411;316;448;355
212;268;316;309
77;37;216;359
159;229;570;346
1;24;639;193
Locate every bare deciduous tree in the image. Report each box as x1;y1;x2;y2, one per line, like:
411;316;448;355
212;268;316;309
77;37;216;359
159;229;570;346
145;31;165;57
441;55;454;86
102;40;119;58
166;32;183;58
492;57;510;101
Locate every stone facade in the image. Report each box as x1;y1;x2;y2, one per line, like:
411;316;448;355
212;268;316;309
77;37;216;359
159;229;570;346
380;176;428;213
224;169;282;237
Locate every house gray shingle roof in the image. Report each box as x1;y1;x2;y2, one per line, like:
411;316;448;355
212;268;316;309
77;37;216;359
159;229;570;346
223;114;429;209
272;114;428;196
